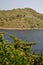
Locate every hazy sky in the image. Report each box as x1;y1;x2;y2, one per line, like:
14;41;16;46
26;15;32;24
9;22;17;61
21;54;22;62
0;0;43;13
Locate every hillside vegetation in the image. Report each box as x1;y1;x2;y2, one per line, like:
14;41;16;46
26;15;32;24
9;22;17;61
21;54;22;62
0;8;43;28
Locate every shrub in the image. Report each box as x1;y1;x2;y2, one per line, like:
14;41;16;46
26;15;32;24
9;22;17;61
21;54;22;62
0;33;43;65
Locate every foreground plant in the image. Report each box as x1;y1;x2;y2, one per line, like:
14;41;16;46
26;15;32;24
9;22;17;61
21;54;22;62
0;33;43;65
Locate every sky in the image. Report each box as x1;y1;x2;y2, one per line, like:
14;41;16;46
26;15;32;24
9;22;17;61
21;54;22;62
0;0;43;13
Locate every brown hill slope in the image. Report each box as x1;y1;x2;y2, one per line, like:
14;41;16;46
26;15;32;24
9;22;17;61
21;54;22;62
0;8;43;28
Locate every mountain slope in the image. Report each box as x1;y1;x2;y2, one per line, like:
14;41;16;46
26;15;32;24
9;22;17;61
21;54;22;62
0;8;43;28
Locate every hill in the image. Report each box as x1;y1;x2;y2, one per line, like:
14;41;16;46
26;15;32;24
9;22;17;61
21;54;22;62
0;8;43;28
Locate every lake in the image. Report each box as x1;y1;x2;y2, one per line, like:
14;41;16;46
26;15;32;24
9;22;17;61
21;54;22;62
0;29;43;54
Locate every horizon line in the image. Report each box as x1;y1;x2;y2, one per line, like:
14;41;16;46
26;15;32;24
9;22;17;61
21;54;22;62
0;7;43;14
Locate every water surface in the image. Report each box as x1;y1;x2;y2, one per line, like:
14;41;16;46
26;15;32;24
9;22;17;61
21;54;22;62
0;29;43;54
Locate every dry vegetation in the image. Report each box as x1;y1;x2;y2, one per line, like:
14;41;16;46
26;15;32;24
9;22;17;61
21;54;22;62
0;8;43;28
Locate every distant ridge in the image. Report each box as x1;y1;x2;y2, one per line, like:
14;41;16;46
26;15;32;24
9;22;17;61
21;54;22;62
0;8;43;28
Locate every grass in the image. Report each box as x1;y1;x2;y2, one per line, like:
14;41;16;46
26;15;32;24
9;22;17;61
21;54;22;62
0;8;43;28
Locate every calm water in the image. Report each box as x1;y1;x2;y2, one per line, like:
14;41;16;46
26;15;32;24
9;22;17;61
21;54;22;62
0;29;43;54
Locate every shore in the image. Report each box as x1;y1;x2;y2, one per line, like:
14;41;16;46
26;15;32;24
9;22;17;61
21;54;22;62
0;27;43;30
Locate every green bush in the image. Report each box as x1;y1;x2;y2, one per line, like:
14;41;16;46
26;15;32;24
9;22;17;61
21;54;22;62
0;33;43;65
